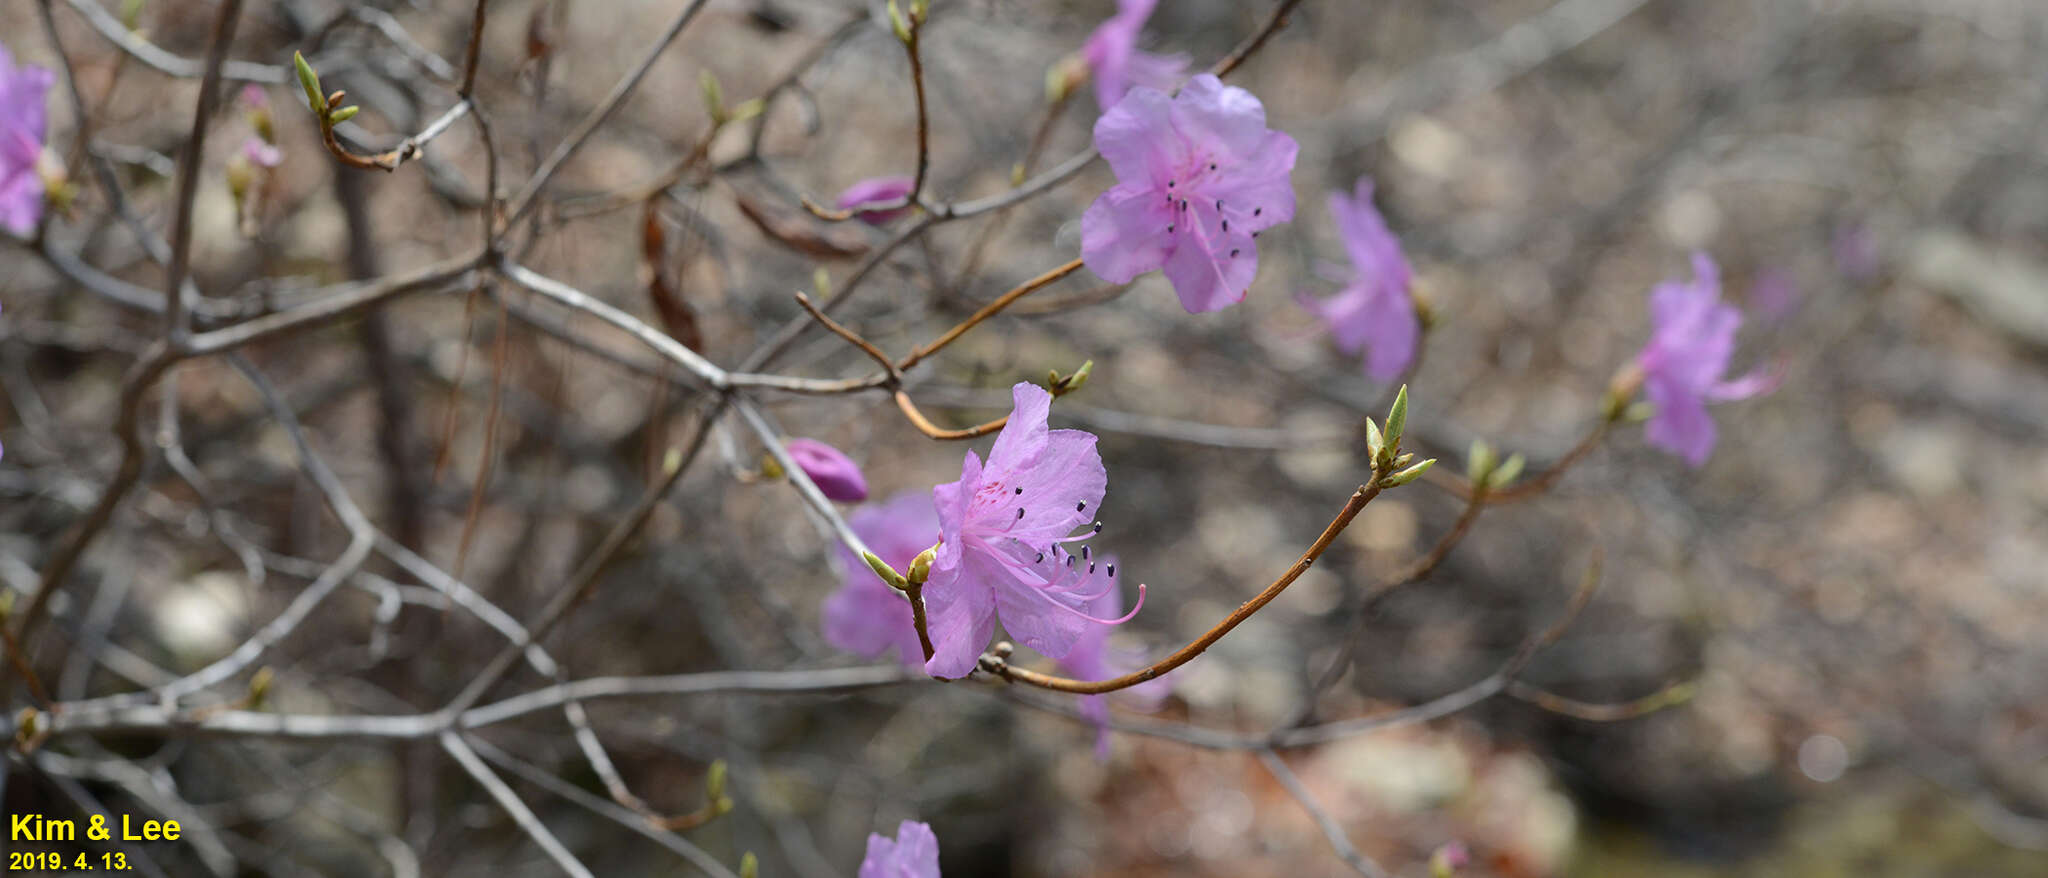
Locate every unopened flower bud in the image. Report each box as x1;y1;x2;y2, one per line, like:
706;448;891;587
1381;457;1435;488
1602;362;1646;422
1429;841;1470;876
887;0;912;43
328;105;360;125
739;852;758;878
293;51;323;114
784;438;868;502
863;551;908;590
1383;384;1410;449
728;98;765;123
247;666;274;709
1046;54;1089;104
14;708;39;747
699;70;725;122
1488;453;1525;490
907;544;937;585
705;759;727;801
1466;439;1496;484
1364;418;1385;464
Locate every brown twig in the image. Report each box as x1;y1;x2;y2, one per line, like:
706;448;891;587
1300;484;1489;702
898;257;1084;371
1506;678;1697;721
904;582;937;663
793;293;899;381
893;391;1008;440
453;297;511;580
1211;0;1307;78
981;473;1389;695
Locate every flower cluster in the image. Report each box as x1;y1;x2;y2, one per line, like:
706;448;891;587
1634;253;1779;466
1;42;55;238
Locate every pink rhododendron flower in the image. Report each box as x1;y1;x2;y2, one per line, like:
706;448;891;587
1046;552;1169;760
921;382;1140;679
1300;177;1418;382
784;438;869;502
836;176;915;226
1636;253;1779;466
858;819;940;878
1081;73;1297;313
1081;0;1189;109
240;136;282;169
0;42;56;238
822;493;940;667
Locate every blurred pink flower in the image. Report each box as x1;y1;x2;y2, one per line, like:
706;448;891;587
0;42;56;237
835;175;915;225
785;438;869;502
1637;253;1779;466
822;493;940;667
1081;0;1188;109
923;382;1140;679
858;820;940;878
1081;73;1297;313
1046;552;1169;760
1300;177;1418;381
239;84;268;110
241;136;282;169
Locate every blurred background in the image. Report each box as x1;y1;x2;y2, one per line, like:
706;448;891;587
3;0;2047;875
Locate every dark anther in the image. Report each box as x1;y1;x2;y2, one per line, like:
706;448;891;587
1089;562;1096;574
1092;522;1104;533
1076;501;1086;511
1015;486;1023;494
1167;180;1175;188
1221;220;1229;232
1167;224;1175;233
1253;207;1262;216
1215;199;1223;211
1036;552;1044;563
1082;545;1091;560
1017;508;1025;519
1067;555;1077;567
1208;162;1217;170
1108;564;1117;577
1231;249;1240;257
